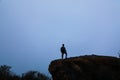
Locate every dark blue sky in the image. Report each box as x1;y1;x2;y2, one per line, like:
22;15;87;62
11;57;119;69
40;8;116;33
0;0;120;74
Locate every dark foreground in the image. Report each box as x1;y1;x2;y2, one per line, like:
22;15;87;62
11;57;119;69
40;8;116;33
49;55;120;80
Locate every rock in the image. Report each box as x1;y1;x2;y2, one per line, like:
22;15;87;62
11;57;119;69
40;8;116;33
48;55;120;80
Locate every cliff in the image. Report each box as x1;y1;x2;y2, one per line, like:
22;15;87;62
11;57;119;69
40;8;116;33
48;55;120;80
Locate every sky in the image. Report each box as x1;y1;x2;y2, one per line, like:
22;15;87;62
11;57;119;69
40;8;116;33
0;0;120;75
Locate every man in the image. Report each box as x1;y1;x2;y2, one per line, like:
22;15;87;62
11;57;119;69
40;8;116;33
60;44;67;59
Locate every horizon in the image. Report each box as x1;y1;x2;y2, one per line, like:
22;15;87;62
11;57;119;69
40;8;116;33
0;0;120;74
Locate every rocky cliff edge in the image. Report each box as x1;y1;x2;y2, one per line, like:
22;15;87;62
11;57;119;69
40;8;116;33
49;55;120;80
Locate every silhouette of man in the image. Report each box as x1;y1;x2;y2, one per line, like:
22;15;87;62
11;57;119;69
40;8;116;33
60;44;67;59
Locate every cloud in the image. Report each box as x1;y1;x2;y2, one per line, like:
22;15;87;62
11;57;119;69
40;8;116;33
0;0;2;2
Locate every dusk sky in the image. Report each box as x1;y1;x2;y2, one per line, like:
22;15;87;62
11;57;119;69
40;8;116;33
0;0;120;74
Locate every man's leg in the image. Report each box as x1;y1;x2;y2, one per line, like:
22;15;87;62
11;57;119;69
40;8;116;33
62;53;63;59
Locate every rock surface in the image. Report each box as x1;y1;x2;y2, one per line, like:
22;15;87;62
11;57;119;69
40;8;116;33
49;55;120;80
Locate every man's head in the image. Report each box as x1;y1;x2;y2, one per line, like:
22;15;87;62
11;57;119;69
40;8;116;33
62;44;64;47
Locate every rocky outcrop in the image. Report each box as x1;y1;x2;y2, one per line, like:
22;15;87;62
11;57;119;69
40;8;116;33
48;55;120;80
